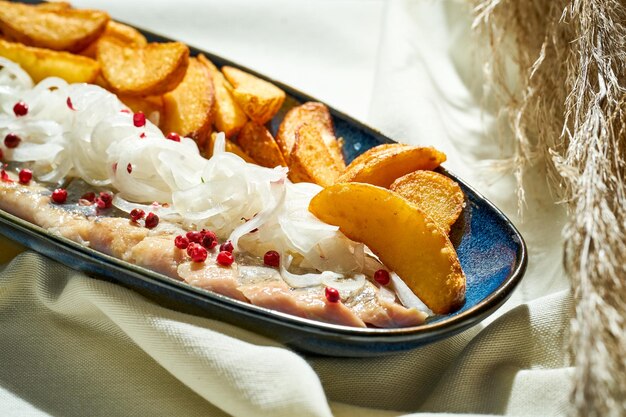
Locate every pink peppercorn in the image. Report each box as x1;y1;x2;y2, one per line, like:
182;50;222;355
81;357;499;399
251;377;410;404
144;212;159;229
174;235;189;249
187;243;207;263
216;250;234;266
51;188;67;204
325;287;340;303
18;169;32;185
374;269;391;286
263;250;280;267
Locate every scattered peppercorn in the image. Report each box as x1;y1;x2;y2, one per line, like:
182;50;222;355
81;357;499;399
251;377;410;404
325;287;340;303
263;250;280;267
13;101;28;117
144;212;159;229
133;111;146;127
201;230;218;249
187;243;207;262
216;250;234;266
186;231;203;243
81;192;96;202
130;208;145;222
374;269;391;286
51;188;67;204
4;133;21;148
174;235;189;249
18;168;32;185
219;240;234;253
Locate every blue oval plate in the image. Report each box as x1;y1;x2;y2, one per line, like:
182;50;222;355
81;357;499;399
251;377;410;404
0;6;527;356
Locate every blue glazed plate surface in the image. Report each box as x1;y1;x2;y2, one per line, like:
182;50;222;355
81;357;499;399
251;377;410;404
0;6;527;356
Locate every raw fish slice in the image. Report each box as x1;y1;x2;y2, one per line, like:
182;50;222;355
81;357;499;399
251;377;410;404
178;259;246;301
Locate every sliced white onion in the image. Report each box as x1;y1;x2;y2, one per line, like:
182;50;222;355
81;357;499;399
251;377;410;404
0;57;33;89
322;272;366;296
229;174;287;249
390;272;433;315
212;131;226;154
279;255;324;288
377;284;398;303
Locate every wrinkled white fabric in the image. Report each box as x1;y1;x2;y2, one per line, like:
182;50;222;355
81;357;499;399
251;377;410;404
0;1;572;416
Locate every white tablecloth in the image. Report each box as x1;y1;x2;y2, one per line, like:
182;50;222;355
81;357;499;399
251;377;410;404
0;1;573;416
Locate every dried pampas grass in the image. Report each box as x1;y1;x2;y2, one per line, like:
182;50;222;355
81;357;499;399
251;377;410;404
470;0;626;416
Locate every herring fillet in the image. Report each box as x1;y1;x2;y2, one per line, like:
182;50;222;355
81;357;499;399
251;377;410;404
0;179;426;328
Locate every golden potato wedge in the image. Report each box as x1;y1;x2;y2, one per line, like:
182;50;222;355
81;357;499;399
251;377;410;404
119;95;163;125
205;132;256;164
36;2;72;12
289;124;343;186
347;143;409;168
338;144;446;188
309;182;466;314
197;55;247;138
0;1;109;53
390;170;465;234
97;38;189;96
161;57;214;146
80;20;147;58
276;101;345;168
222;66;285;124
0;38;99;83
237;121;287;168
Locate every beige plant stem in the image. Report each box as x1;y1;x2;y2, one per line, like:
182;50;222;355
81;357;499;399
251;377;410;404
470;1;626;416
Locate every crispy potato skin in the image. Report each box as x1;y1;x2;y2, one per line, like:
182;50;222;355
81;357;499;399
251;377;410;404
198;55;248;138
97;38;189;96
390;170;465;234
222;66;285;125
0;38;100;83
35;2;72;12
338;144;446;188
79;21;147;58
309;182;466;314
162;57;215;146
347;143;410;168
276;101;344;169
0;1;109;53
289;124;343;187
237;121;287;168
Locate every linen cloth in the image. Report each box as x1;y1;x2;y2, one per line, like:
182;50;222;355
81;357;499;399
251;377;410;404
0;0;573;416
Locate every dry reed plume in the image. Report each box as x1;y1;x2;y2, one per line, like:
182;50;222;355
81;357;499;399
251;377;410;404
470;0;626;416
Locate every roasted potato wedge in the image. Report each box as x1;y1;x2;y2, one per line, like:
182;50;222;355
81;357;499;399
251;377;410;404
289;124;343;186
276;101;345;168
119;95;164;126
347;143;409;168
97;38;189;96
205;132;256;164
0;38;99;83
80;20;147;58
0;1;109;53
390;170;465;234
309;182;466;314
36;2;72;12
161;57;214;146
197;55;247;138
237;121;287;168
222;66;285;125
338;144;446;188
